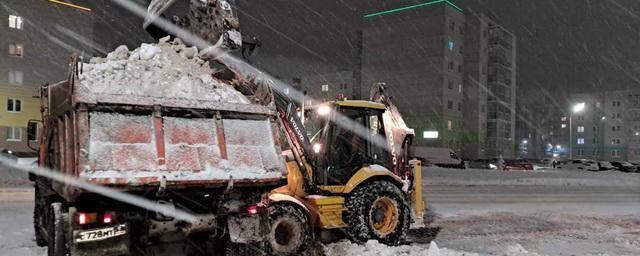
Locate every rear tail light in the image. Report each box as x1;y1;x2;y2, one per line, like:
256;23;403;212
78;213;87;225
103;213;113;224
76;212;114;225
246;205;259;215
77;212;97;225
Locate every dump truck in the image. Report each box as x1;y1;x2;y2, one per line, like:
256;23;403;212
32;1;427;255
32;43;288;255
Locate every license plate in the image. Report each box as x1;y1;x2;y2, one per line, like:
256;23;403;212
75;224;127;243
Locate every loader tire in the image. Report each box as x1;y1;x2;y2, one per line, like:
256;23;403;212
47;202;67;256
267;204;311;256
34;184;48;247
345;180;409;245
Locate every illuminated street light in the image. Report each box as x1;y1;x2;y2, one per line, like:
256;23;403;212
572;102;585;113
523;140;528;144
601;116;606;120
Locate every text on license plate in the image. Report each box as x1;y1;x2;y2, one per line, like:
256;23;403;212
76;224;127;243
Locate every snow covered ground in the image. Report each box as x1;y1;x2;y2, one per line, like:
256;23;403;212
1;165;638;255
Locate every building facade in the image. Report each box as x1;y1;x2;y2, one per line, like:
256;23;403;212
297;70;355;105
360;2;466;153
461;12;490;159
0;0;94;155
569;90;640;161
485;21;517;159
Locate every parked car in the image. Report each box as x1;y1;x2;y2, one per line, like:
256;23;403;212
541;158;553;166
558;159;599;171
503;159;534;171
597;161;618;171
0;148;18;164
628;161;640;171
610;161;638;172
412;146;465;169
466;159;498;170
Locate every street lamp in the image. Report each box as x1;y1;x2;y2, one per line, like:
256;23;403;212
569;102;585;159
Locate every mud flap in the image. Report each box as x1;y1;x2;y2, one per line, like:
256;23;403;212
228;214;269;244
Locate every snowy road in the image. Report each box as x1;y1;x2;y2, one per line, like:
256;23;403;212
1;166;639;255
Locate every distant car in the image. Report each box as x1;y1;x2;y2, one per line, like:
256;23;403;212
541;158;553;166
412;147;465;169
610;161;638;172
0;148;18;164
597;161;617;171
558;159;599;171
503;159;534;171
628;161;640;171
466;159;497;169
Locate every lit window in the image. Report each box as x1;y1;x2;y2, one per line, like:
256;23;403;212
561;124;567;128
458;84;462;93
447;120;453;130
321;84;328;92
8;15;23;30
448;40;455;51
6;127;21;141
577;138;584;145
612;150;620;158
8;43;23;57
7;98;22;112
8;70;23;85
577;126;584;133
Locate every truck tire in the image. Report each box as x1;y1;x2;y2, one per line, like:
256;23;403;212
34;184;48;247
345;180;409;245
267;204;311;256
47;202;67;256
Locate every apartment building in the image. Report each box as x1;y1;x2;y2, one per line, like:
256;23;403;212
569;90;640;161
0;0;93;155
360;1;466;152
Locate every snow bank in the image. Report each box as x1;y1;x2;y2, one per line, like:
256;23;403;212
78;37;250;104
324;240;478;256
424;167;640;187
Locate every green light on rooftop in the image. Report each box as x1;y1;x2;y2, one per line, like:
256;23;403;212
364;0;463;18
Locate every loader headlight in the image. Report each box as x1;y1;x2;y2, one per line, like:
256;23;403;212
316;105;331;116
313;143;322;153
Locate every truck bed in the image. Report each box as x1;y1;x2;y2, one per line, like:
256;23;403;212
42;57;287;200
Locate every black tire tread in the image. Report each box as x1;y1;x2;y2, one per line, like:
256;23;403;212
344;180;409;245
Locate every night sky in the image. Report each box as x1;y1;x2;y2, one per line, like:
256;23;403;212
236;0;640;98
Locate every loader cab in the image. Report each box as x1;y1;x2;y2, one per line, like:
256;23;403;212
305;101;391;186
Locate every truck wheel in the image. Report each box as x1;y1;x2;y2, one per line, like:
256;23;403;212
267;204;311;256
47;202;68;256
345;180;409;245
34;184;48;247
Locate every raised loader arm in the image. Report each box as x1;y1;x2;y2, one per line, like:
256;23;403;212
370;82;425;228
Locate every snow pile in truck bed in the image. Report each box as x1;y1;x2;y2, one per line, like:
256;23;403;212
78;37;250;104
